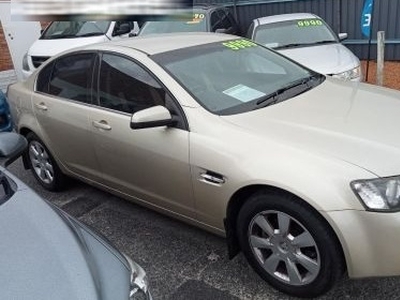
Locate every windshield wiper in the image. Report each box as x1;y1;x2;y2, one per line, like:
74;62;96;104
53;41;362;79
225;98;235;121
274;43;307;49
313;40;337;45
255;74;322;108
44;34;77;39
76;32;104;37
275;40;336;49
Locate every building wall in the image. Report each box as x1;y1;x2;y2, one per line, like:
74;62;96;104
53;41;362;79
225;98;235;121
0;21;47;72
0;24;13;71
196;0;400;60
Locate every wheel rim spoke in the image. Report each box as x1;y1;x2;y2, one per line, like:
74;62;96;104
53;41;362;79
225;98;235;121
292;231;315;248
277;213;290;237
263;253;281;272
30;144;40;158
296;253;319;275
250;235;273;249
286;258;302;285
254;215;274;236
45;169;53;181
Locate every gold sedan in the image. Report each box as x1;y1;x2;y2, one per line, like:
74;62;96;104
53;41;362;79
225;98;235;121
8;33;400;298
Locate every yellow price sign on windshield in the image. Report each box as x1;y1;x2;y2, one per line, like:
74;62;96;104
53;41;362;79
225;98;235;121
222;39;257;51
297;19;323;27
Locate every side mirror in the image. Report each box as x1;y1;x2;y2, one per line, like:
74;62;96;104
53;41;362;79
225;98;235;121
130;106;175;129
0;132;28;167
129;32;138;37
115;23;131;36
338;33;348;41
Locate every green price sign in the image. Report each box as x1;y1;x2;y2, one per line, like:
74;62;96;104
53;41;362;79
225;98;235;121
297;19;323;27
222;39;257;51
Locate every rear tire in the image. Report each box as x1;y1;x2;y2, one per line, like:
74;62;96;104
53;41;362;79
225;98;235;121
25;132;67;191
237;190;344;298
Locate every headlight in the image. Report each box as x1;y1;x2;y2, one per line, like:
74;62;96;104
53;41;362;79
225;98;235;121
351;176;400;211
334;66;361;80
22;53;30;71
123;254;152;300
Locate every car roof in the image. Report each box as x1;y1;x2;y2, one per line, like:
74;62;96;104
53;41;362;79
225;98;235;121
255;13;319;25
83;32;237;55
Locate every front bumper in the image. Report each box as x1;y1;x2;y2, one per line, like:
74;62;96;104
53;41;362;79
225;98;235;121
327;210;400;278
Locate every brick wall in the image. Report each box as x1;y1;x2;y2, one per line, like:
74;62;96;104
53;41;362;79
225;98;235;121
0;24;13;71
0;22;48;71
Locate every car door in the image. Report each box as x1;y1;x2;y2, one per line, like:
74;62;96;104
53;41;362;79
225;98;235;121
89;52;195;217
32;52;102;181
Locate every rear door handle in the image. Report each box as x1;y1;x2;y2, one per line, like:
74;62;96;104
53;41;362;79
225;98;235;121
34;102;48;111
92;120;112;131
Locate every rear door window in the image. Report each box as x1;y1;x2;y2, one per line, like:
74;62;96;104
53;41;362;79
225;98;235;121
47;53;96;103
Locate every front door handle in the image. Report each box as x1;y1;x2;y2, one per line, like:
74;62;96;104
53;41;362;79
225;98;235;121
34;102;48;111
92;120;112;131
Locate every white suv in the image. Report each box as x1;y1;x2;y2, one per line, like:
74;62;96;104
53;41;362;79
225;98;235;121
22;20;139;79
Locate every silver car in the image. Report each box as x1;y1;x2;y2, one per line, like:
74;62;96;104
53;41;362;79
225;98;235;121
7;33;400;297
247;13;361;81
0;132;151;300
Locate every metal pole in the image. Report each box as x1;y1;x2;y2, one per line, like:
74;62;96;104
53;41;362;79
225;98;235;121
377;31;385;86
365;1;375;82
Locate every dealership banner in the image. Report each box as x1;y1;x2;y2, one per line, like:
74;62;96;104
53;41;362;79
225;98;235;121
361;0;374;38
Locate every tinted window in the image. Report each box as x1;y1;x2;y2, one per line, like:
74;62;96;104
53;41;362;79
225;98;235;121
48;53;95;103
36;61;54;93
98;54;166;114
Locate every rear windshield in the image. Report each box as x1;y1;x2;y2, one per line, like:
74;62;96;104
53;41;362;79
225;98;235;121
139;13;207;35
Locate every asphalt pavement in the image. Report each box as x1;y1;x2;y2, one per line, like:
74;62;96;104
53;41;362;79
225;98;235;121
7;158;400;300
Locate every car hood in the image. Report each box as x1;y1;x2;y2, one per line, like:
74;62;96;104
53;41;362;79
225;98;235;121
28;36;108;57
0;171;130;300
222;78;400;177
277;43;359;75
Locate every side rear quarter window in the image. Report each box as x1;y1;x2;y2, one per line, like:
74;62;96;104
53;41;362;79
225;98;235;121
48;53;95;103
36;61;54;94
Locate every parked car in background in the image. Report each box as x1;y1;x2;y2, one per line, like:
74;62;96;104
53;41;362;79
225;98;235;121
138;5;239;36
22;20;140;79
247;13;361;81
0;132;151;300
0;90;12;132
8;33;400;297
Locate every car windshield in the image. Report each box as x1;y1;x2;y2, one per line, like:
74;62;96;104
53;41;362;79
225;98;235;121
254;18;338;49
41;21;111;39
139;13;207;35
153;39;324;115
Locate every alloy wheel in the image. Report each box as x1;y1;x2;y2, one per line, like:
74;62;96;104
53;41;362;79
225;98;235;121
248;210;320;286
29;140;54;184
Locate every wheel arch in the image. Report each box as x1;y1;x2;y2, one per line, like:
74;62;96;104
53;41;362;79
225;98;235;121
224;184;347;274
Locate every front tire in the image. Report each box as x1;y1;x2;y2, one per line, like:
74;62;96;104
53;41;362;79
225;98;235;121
237;191;344;298
25;132;67;191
